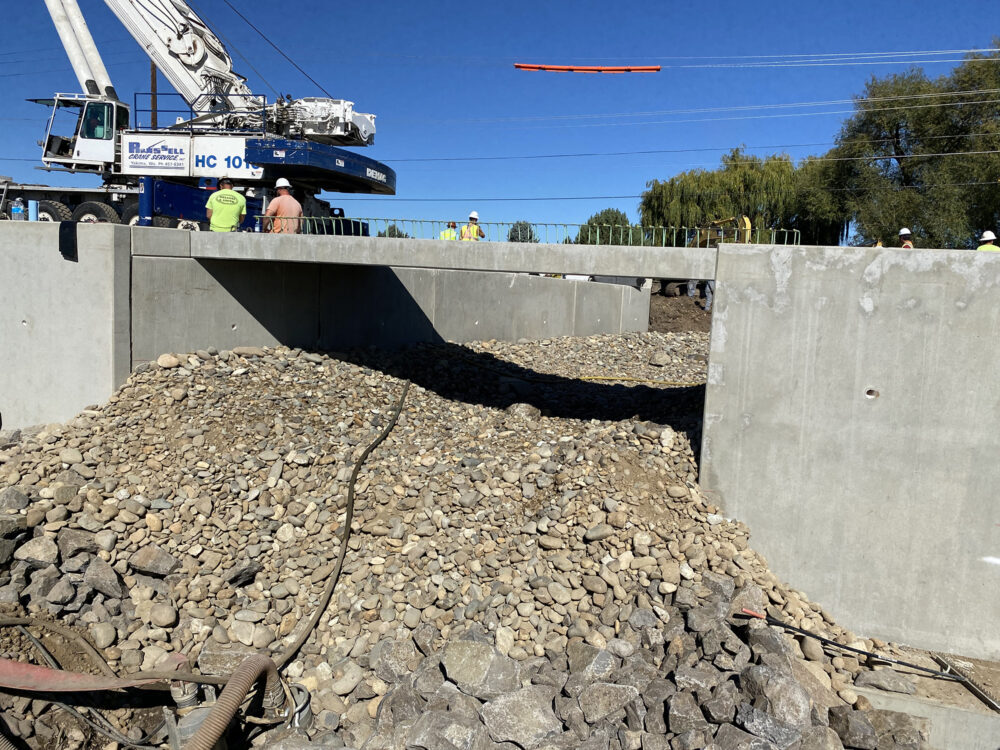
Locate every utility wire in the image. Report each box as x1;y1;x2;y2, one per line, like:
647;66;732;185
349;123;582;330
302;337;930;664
219;0;333;98
333;181;1000;202
382;131;1000;163
411;93;1000;126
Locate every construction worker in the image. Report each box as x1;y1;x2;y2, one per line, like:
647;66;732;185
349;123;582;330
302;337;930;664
439;221;458;241
264;177;303;234
461;211;485;241
205;177;246;232
898;228;914;249
977;230;998;251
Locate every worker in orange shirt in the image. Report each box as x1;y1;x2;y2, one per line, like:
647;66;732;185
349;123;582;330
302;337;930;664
460;211;485;241
264;178;303;234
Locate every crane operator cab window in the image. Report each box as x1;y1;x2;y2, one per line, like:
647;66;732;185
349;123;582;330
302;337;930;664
81;102;112;140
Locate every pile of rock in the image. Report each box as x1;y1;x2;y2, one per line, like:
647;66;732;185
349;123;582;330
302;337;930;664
0;333;929;749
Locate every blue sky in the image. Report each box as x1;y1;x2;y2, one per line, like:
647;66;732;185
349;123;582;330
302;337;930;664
1;0;996;229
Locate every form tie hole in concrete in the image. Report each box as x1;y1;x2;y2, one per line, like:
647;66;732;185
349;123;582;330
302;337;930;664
231;324;238;331
865;388;880;400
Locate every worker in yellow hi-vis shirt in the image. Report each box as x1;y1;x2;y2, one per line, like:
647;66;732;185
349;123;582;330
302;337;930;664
205;177;246;232
460;211;485;241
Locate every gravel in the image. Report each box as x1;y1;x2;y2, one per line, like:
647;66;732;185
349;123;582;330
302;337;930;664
0;332;932;749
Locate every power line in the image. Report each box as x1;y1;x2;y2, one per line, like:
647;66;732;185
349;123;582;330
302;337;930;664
383;131;1000;163
332;180;1000;202
405;90;1000;126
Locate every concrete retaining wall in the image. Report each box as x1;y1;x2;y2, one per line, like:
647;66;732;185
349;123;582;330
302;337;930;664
0;223;130;429
131;256;649;362
701;244;1000;659
2;226;651;427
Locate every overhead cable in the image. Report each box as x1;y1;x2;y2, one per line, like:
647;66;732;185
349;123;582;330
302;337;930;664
382;132;1000;163
218;0;334;98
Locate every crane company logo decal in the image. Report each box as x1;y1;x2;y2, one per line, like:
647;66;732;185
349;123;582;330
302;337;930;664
366;167;387;183
122;136;189;174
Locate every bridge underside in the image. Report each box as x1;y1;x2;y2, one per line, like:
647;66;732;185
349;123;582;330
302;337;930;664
2;224;997;661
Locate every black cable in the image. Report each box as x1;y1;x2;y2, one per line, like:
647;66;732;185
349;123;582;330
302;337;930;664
15;626;164;750
275;380;410;670
219;0;333;98
739;609;965;682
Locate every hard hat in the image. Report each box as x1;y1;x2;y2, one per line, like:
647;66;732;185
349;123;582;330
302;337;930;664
469;211;479;220
275;178;292;189
981;230;997;242
898;227;911;236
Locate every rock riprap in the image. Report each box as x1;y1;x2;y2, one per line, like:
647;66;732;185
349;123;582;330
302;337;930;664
0;334;931;749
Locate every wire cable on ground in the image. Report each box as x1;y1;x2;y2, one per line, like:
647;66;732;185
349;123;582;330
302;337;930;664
275;380;411;670
17;626;163;750
740;608;965;682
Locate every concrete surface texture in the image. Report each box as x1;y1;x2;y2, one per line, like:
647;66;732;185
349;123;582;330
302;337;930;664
854;687;1000;750
132;256;649;361
1;226;651;428
0;222;130;430
701;244;1000;660
188;231;719;279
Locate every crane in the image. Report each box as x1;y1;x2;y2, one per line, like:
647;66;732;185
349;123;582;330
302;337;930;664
7;0;394;229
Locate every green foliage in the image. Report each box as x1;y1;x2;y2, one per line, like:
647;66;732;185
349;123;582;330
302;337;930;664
576;208;646;245
637;44;1000;247
507;221;538;243
377;224;410;238
640;149;798;232
831;50;1000;246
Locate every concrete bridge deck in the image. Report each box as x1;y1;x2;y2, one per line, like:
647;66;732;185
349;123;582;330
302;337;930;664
135;229;720;279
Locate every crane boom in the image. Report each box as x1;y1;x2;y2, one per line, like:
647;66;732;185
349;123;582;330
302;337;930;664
102;0;376;146
103;0;260;116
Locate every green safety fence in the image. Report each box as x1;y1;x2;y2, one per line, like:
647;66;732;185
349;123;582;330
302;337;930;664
252;216;801;246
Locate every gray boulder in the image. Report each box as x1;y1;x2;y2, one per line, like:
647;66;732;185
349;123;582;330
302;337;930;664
441;641;521;700
479;685;562;747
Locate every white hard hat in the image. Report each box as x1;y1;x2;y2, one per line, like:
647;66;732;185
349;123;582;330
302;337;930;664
275;178;292;189
981;230;997;242
898;227;911;236
469;211;479;220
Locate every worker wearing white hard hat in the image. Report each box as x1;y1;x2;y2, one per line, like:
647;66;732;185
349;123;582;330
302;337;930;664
264;177;303;234
898;228;913;249
461;210;485;241
978;230;998;252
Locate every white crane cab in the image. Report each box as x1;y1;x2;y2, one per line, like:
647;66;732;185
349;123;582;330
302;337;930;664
39;94;130;173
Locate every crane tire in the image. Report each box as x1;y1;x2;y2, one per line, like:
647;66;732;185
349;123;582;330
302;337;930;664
36;200;73;223
121;202;141;226
72;201;120;224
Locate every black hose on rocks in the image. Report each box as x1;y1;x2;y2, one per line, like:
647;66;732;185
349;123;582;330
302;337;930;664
275;380;411;670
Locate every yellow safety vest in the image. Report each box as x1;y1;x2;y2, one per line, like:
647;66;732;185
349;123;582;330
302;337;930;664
979;242;999;252
439;228;457;241
460;223;481;241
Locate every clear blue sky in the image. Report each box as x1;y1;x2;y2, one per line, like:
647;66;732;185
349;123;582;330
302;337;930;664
0;0;996;228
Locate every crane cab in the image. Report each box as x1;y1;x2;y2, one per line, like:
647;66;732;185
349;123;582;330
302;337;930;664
37;94;130;173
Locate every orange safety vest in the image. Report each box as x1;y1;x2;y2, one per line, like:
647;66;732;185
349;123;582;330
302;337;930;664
460;222;481;241
902;240;913;249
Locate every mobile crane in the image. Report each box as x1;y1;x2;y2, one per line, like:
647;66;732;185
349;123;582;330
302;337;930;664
0;0;395;230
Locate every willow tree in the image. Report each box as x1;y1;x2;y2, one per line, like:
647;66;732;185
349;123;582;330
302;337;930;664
639;149;799;232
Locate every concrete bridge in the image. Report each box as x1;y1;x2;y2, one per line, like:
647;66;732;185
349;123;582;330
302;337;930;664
2;223;998;668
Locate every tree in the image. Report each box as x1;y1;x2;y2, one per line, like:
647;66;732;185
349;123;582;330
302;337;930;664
377;224;410;238
640;149;799;234
827;45;1000;246
507;221;538;243
575;208;645;245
